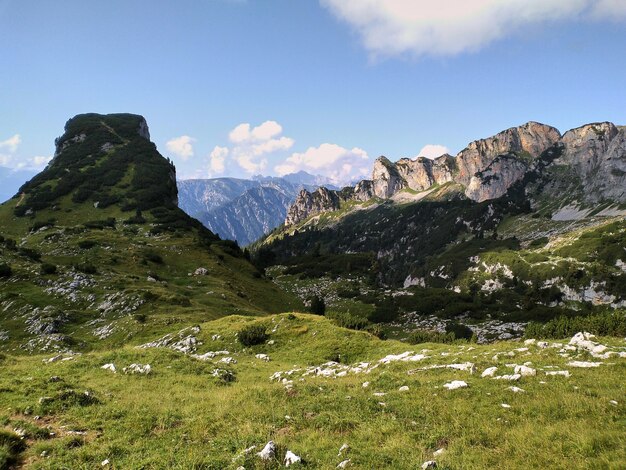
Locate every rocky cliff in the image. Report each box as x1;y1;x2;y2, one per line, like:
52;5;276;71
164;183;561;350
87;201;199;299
285;187;343;226
285;120;625;225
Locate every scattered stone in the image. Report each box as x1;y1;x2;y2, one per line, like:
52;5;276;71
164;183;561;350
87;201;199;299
509;386;525;393
255;354;271;362
192;350;230;361
284;450;302;466
492;374;521;381
433;448;445;457
422;461;437;469
338;443;350;456
610;400;618;406
337;459;351;468
194;267;209;276
101;459;110;466
481;366;498;377
501;403;512;409
567;361;602;368
257;441;276;461
410;362;475;374
546;370;570;377
218;357;237;365
101;363;116;373
123;363;151;375
362;382;370;388
514;365;536;377
569;332;608;357
443;380;468;390
398;385;410;392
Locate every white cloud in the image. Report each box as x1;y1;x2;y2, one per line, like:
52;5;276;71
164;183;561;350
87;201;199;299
208;145;228;174
166;135;196;160
275;143;370;185
226;120;295;174
417;144;450;160
0;155;12;166
0;134;21;153
229;123;251;143
320;0;626;58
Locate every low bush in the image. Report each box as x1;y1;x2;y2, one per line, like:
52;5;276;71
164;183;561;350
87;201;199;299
326;311;370;330
0;264;11;277
238;324;268;347
309;295;326;315
408;329;457;344
40;263;57;275
525;310;626;339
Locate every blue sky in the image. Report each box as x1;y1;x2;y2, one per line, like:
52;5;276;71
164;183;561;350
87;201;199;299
2;0;626;185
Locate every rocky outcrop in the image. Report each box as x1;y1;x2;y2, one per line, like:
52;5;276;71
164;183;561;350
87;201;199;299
283;120;625;226
396;154;455;191
372;157;406;198
455;122;561;187
285;187;342;226
555;123;626;203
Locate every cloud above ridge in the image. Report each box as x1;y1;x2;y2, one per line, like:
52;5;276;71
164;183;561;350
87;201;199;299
320;0;626;58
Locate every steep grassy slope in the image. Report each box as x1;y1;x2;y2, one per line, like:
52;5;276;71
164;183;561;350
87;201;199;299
0;114;300;353
0;314;624;469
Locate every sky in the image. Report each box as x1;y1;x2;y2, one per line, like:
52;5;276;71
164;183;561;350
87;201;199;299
2;0;626;186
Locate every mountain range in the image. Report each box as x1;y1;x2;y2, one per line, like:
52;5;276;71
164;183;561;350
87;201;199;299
177;173;336;246
256;120;626;329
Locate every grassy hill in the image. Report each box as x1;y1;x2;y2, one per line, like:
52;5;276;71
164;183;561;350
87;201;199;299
0;114;300;354
0;313;625;468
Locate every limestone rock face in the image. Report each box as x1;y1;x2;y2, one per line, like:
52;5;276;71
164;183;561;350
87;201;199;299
556;123;626;203
456;122;561;187
465;154;530;202
396;154;455;191
282;120;626;226
353;180;375;201
372;157;406;198
285;187;341;226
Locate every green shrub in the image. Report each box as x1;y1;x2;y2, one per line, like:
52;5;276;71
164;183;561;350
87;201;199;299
309;295;326;315
445;322;475;340
238;324;268;347
368;297;399;323
364;324;387;339
17;247;41;261
408;330;457;344
78;240;97;249
142;250;164;264
75;263;97;274
0;264;11;278
525;311;626;339
0;429;25;469
326;311;370;330
40;263;57;275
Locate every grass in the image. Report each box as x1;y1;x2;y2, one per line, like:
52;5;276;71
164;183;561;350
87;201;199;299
0;313;624;469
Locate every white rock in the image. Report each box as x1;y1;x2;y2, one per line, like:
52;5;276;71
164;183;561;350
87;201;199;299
524;339;536;345
101;459;110;466
373;392;386;397
567;361;602;368
338;443;350;456
536;341;549;349
509;386;525;393
546;370;570;377
362;382;370;388
101;363;116;373
284;450;301;466
337;459;351;468
610;400;618;406
493;374;521;381
514;365;536;377
398;386;410;392
192;350;230;361
123;363;151;375
255;354;271;362
501;403;512;409
443;380;468;390
218;357;237;365
481;366;498;377
433;448;445;456
194;267;209;276
422;461;437;469
257;441;276;461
